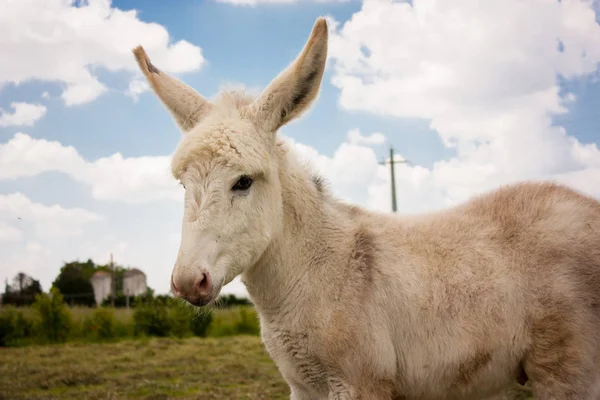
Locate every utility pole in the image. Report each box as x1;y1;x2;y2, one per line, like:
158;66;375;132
379;146;409;213
110;253;115;308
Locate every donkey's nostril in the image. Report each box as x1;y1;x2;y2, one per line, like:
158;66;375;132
197;273;208;290
194;271;212;297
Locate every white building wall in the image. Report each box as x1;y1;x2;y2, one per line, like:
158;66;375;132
90;275;112;306
123;273;147;296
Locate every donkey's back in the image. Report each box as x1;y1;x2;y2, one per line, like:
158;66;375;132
369;181;600;399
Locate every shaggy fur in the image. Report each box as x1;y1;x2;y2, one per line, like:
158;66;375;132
133;17;600;400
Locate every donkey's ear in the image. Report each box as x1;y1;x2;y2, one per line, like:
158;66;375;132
248;17;328;133
132;46;213;133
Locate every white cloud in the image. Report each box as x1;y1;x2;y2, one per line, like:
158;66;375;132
0;102;47;127
0;133;180;204
0;221;23;243
86;152;177;203
0;0;205;106
1;241;54;290
346;128;386;146
284;133;385;206
0;193;102;238
125;78;150;102
0;133;85;180
217;0;349;5
0;194;103;292
326;0;600;212
0;194;155;294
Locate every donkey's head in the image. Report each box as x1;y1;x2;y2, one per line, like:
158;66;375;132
133;18;328;306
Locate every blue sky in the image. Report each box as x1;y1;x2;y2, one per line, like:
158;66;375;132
2;0;600;298
0;0;449;166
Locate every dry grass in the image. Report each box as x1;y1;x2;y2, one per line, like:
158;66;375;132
0;336;289;400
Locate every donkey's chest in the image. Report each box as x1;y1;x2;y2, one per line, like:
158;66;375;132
261;326;332;396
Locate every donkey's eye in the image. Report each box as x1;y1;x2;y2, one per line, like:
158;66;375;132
232;175;253;191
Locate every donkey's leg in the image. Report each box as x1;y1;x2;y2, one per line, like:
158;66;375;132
287;376;324;400
326;377;356;400
527;372;600;400
326;377;395;400
289;384;315;400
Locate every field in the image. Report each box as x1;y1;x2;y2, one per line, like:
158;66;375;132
0;302;534;399
0;336;535;400
0;336;290;400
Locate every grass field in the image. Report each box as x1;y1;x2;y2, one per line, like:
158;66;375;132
1;297;535;399
0;335;535;400
0;300;533;400
0;336;290;400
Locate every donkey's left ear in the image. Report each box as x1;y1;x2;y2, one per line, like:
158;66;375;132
247;17;328;133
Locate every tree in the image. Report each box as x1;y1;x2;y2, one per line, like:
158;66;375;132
1;272;43;306
51;260;97;307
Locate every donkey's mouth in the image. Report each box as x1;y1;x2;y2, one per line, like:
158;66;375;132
187;296;213;307
186;276;225;307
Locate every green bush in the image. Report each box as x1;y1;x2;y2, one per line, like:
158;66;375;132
13;311;34;340
81;315;94;337
190;309;212;337
91;308;116;340
207;307;258;337
133;300;171;337
32;288;72;344
0;309;17;346
0;294;258;345
235;307;260;335
114;319;133;338
0;308;36;346
169;306;192;338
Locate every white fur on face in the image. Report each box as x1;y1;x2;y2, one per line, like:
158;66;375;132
170;134;283;304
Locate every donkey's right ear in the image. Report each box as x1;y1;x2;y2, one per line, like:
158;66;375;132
132;46;213;133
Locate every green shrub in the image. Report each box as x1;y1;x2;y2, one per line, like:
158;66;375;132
91;308;116;340
32;288;72;343
235;307;260;335
133;301;171;337
81;315;94;337
207;307;257;337
13;311;34;340
0;297;259;345
190;309;212;337
0;309;36;346
114;319;133;338
169;306;192;338
0;309;17;346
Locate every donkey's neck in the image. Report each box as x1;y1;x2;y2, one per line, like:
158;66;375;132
241;148;350;318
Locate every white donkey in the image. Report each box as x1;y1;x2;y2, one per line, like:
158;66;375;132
133;17;600;400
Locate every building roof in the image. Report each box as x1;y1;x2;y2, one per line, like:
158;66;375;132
90;270;111;278
123;268;146;277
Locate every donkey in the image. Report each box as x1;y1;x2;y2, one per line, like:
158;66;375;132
133;17;600;400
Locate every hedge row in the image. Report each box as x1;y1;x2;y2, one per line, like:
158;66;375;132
0;288;260;347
